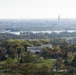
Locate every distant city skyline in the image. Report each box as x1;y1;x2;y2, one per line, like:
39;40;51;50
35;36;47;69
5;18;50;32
0;0;76;19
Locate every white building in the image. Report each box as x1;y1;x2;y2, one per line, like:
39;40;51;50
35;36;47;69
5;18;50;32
27;44;52;53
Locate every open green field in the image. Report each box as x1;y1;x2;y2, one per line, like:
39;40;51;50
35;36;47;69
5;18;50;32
36;59;56;67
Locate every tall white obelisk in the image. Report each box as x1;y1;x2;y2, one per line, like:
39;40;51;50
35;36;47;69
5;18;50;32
58;15;60;26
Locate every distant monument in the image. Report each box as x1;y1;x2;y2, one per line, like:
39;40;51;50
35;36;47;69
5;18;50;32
58;15;60;26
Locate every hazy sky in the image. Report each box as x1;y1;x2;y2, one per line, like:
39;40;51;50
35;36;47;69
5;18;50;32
0;0;76;19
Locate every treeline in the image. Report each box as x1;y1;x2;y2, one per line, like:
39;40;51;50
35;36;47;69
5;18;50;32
0;38;70;60
0;64;51;75
21;31;76;39
1;31;76;40
0;38;75;61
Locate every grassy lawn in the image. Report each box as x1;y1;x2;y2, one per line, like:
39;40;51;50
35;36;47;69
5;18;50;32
36;59;56;67
0;61;6;64
0;58;56;67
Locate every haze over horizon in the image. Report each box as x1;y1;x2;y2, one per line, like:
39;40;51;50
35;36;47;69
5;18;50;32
0;0;76;19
